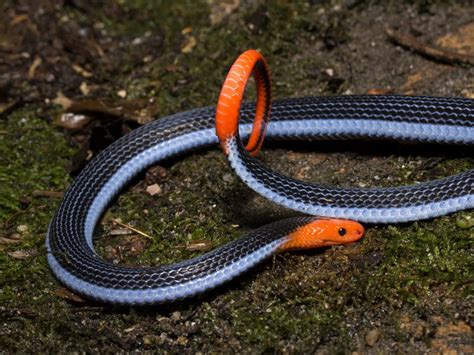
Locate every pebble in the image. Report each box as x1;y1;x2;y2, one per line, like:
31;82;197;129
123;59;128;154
146;183;162;196
365;329;381;347
171;311;181;321
17;225;28;233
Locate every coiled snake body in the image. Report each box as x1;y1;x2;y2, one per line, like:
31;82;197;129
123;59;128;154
46;50;473;305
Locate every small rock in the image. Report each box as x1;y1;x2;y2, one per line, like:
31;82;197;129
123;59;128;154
117;89;127;98
222;173;235;183
323;68;334;77
17;224;28;233
365;329;381;347
56;112;91;130
159;332;169;344
143;334;161;345
146;183;162;196
171;311;181;321
177;335;188;346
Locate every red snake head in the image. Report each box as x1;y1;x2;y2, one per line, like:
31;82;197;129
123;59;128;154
279;218;365;251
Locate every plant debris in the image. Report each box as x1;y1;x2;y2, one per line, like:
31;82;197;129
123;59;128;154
385;26;474;66
31;190;64;198
55;287;87;303
7;249;37;260
111;218;153;240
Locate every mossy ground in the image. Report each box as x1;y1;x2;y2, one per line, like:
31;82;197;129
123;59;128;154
1;1;473;352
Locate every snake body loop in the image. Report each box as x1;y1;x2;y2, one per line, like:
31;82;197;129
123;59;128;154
46;51;473;305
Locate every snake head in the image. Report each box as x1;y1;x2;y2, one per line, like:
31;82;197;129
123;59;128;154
280;218;365;251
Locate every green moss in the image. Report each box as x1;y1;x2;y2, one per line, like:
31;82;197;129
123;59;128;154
0;107;73;306
228;303;349;351
349;215;473;307
0;108;73;221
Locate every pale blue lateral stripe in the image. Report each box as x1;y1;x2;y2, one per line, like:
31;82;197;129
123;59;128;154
225;138;473;223
267;119;474;144
46;116;472;304
85;118;473;246
47;236;284;304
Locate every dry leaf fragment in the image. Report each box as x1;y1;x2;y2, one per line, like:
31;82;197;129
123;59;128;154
399;65;451;95
435;22;474;55
32;190;65;198
181;36;197;53
0;100;19;116
63;98;159;125
367;88;393;95
7;249;36;260
56;287;86;303
109;228;134;236
0;236;22;245
385;27;474;66
185;241;213;252
10;14;29;26
461;90;474;99
52;91;73;109
181;27;193;35
80;82;90;96
72;64;93;78
125;325;137;333
28;56;42;79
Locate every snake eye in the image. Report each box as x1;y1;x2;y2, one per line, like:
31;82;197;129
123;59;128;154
338;228;346;237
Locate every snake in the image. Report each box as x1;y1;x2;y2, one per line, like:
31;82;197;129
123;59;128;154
46;50;473;305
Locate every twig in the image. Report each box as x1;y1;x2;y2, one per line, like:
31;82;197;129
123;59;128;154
385;27;474;66
112;219;153;240
0;99;19;117
32;190;64;198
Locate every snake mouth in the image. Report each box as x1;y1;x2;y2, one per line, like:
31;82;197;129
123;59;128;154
320;239;348;246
